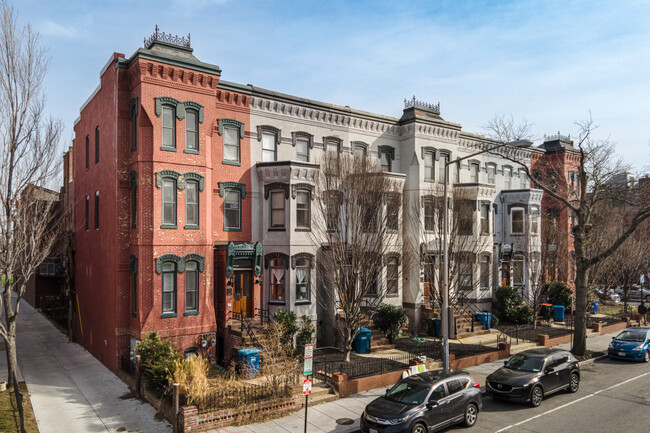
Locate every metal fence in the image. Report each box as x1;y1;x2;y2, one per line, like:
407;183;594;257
313;352;414;385
119;356;136;376
190;378;293;414
494;324;540;345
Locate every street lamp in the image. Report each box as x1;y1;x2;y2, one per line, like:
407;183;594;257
441;139;533;373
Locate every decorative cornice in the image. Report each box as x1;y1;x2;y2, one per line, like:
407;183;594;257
256;125;281;142
291;252;315;269
184;253;205;272
383;252;401;265
264;252;290;269
264;182;290;199
183;172;205;191
377;145;395;161
217;118;245;138
291;183;315;200
351;141;368;151
218;181;246;199
291;131;314;148
154;97;204;123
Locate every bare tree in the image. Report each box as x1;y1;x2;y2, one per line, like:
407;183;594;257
0;2;62;430
312;153;402;362
485;114;650;355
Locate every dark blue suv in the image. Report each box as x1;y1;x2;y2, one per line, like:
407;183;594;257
608;327;650;362
361;370;482;433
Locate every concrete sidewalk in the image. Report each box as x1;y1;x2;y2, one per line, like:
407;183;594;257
2;300;171;433
207;331;618;433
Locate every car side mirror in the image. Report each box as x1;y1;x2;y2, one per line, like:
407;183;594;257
544;367;554;374
427;400;439;408
385;389;390;396
503;360;508;366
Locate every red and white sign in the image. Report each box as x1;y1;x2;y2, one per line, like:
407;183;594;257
304;344;313;359
303;379;312;395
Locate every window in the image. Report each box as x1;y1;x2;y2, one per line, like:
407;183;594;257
511;208;524;234
130;255;138;316
513;255;524;286
530;206;539;235
469;163;479;183
185;261;198;313
386;256;399;296
486;164;496;184
480;255;490;290
296;138;309;162
424;198;435;232
362;200;378;232
504;167;512;189
480;203;489;234
295;258;310;302
185;110;198;152
85;195;89;231
439;153;449;183
223;127;239;163
130;98;138;151
568;171;575;192
185;181;199;228
326;191;340;231
424;151;435;181
162;262;176;315
262;132;276;162
459;256;473;291
130;172;137;228
530;252;540;285
296;190;310;229
386;195;399;231
270;191;285;229
94;191;99;229
162;179;177;227
224;189;241;230
519;169;527;189
380;151;391;172
85;136;89;169
353;143;366;159
162;106;176;149
456;200;474;236
447;379;465;395
95;126;100;163
570;212;575;236
269;258;285;302
423;254;436;302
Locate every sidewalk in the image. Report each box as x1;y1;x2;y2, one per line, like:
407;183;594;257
2;300;171;433
208;330;618;433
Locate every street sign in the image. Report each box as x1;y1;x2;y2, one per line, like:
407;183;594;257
641;274;646;285
303;343;314;376
303;379;312;395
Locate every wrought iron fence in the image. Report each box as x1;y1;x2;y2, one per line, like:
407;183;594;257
494;324;540;345
313;352;414;385
190;378;293;414
119;356;136;376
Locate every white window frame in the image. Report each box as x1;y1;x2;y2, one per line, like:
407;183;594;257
511;207;525;235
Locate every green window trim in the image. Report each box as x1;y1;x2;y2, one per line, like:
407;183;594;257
183;172;205;191
161;312;178;319
218;181;246;199
155;97;204;123
217;118;245;138
154;253;205;274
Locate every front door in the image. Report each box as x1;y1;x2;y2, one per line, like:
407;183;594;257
233;270;253;317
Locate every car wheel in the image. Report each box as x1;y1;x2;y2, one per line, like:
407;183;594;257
645;295;650;302
464;403;478;427
644;350;650;363
411;422;427;433
568;372;580;393
530;385;543;407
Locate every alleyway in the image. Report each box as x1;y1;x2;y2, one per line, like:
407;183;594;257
1;300;171;433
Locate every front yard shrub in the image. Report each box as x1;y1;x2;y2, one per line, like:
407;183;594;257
496;286;533;324
373;304;408;343
515;304;533;324
136;332;182;395
545;281;573;308
171;355;210;404
273;308;299;347
295;315;315;358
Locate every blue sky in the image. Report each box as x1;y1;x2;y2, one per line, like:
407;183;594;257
17;0;650;170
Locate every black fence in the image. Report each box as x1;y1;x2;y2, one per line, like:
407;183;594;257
191;378;293;414
119;356;136;376
494;324;540;345
313;352;414;385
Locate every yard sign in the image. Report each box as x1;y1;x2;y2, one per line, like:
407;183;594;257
303;344;313;376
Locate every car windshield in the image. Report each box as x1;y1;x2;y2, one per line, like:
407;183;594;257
616;331;646;342
504;354;544;372
384;382;431;406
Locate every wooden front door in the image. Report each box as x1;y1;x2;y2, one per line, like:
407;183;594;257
233;270;252;317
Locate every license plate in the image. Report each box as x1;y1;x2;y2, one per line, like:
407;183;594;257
369;429;378;433
618;352;626;357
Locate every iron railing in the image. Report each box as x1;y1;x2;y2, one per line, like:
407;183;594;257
191;378;293;414
312;352;415;385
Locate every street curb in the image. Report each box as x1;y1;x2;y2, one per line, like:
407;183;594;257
579;354;608;366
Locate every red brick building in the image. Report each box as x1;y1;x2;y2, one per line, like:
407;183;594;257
73;33;253;372
532;134;581;288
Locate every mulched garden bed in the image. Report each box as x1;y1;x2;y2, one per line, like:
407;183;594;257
312;347;412;380
393;338;496;360
496;324;573;342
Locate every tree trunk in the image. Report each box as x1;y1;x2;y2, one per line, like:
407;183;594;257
572;264;589;356
344;327;352;362
6;337;25;432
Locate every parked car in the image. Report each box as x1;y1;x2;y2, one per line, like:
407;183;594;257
595;286;622;303
607;327;650;362
360;370;482;433
485;348;580;407
612;285;650;302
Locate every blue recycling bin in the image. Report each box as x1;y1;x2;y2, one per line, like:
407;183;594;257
590;300;600;314
353;328;372;354
433;318;441;337
426;318;442;337
238;348;261;378
475;312;492;329
553;305;566;321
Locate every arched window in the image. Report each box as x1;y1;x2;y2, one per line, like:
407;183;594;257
162;261;177;315
162;105;176;149
185;109;198;152
386;256;399;296
295;257;311;303
480;255;490;290
162;179;177;227
185;261;199;314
